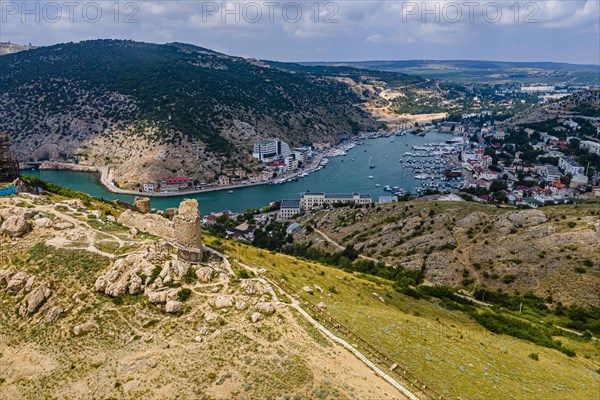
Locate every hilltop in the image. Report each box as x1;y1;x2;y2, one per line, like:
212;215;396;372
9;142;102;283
0;182;598;399
0;40;420;188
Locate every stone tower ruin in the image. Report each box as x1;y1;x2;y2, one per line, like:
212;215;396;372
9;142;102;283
173;199;203;262
0;132;20;183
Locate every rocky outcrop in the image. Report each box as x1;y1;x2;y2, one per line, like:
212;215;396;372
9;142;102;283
240;280;266;295
250;312;262;323
95;253;159;297
1;214;31;237
33;217;53;228
159;260;190;286
495;210;547;233
214;295;234;309
302;285;314;294
7;271;29;292
196;267;216;282
19;284;51;316
255;302;275;315
456;212;487;228
165;300;183;314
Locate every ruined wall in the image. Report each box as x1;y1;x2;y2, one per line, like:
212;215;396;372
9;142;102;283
117;209;174;239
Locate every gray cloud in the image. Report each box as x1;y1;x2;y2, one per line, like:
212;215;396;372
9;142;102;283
0;0;598;64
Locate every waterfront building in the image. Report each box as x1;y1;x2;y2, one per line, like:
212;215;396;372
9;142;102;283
142;182;159;192
278;199;301;221
253;138;291;163
301;192;372;210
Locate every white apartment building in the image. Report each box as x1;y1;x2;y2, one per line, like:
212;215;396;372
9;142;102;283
559;157;585;176
300;192;372;210
253;138;291;163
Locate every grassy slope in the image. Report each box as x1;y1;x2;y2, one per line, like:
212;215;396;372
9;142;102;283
207;236;600;400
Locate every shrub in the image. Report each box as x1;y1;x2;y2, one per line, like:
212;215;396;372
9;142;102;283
178;288;192;302
528;352;539;361
503;274;517;284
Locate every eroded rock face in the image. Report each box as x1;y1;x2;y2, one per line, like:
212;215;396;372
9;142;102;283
19;284;51;316
495;210;547;233
1;214;31;237
95;254;157;297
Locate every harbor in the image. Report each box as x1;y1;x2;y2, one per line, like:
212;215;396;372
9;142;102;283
24;132;464;214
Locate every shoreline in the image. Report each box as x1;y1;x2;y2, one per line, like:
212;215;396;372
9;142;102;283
26;152;327;198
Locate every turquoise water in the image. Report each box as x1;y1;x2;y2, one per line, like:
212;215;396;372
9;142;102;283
24;133;453;214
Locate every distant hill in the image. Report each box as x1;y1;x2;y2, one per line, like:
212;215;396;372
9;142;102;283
0;40;420;186
501;88;600;127
0;42;37;56
304;60;600;84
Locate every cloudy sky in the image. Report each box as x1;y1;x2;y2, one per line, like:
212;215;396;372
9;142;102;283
1;0;599;64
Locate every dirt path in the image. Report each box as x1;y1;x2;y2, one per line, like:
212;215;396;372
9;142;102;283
313;227;390;266
234;259;415;400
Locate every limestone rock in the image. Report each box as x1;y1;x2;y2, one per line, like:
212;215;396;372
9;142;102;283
24;276;36;292
7;271;28;292
235;300;248;310
53;221;74;230
250;312;262;323
19;284;51;316
165;300;183;313
95;258;129;297
316;302;326;309
456;212;486;228
241;279;265;295
73;321;98;336
204;312;219;323
255;301;275;315
1;215;30;237
303;285;314;294
147;291;168;304
0;269;12;286
214;295;234;309
33;217;53;228
196;267;215;282
194;336;203;343
129;274;143;295
495;210;548;233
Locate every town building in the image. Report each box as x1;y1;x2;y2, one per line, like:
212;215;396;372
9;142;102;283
580;140;600;155
218;175;230;185
277;199;301;221
143;182;159;192
252;138;291;163
286;222;301;235
544;165;561;183
559;157;585;176
301;192;372;210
